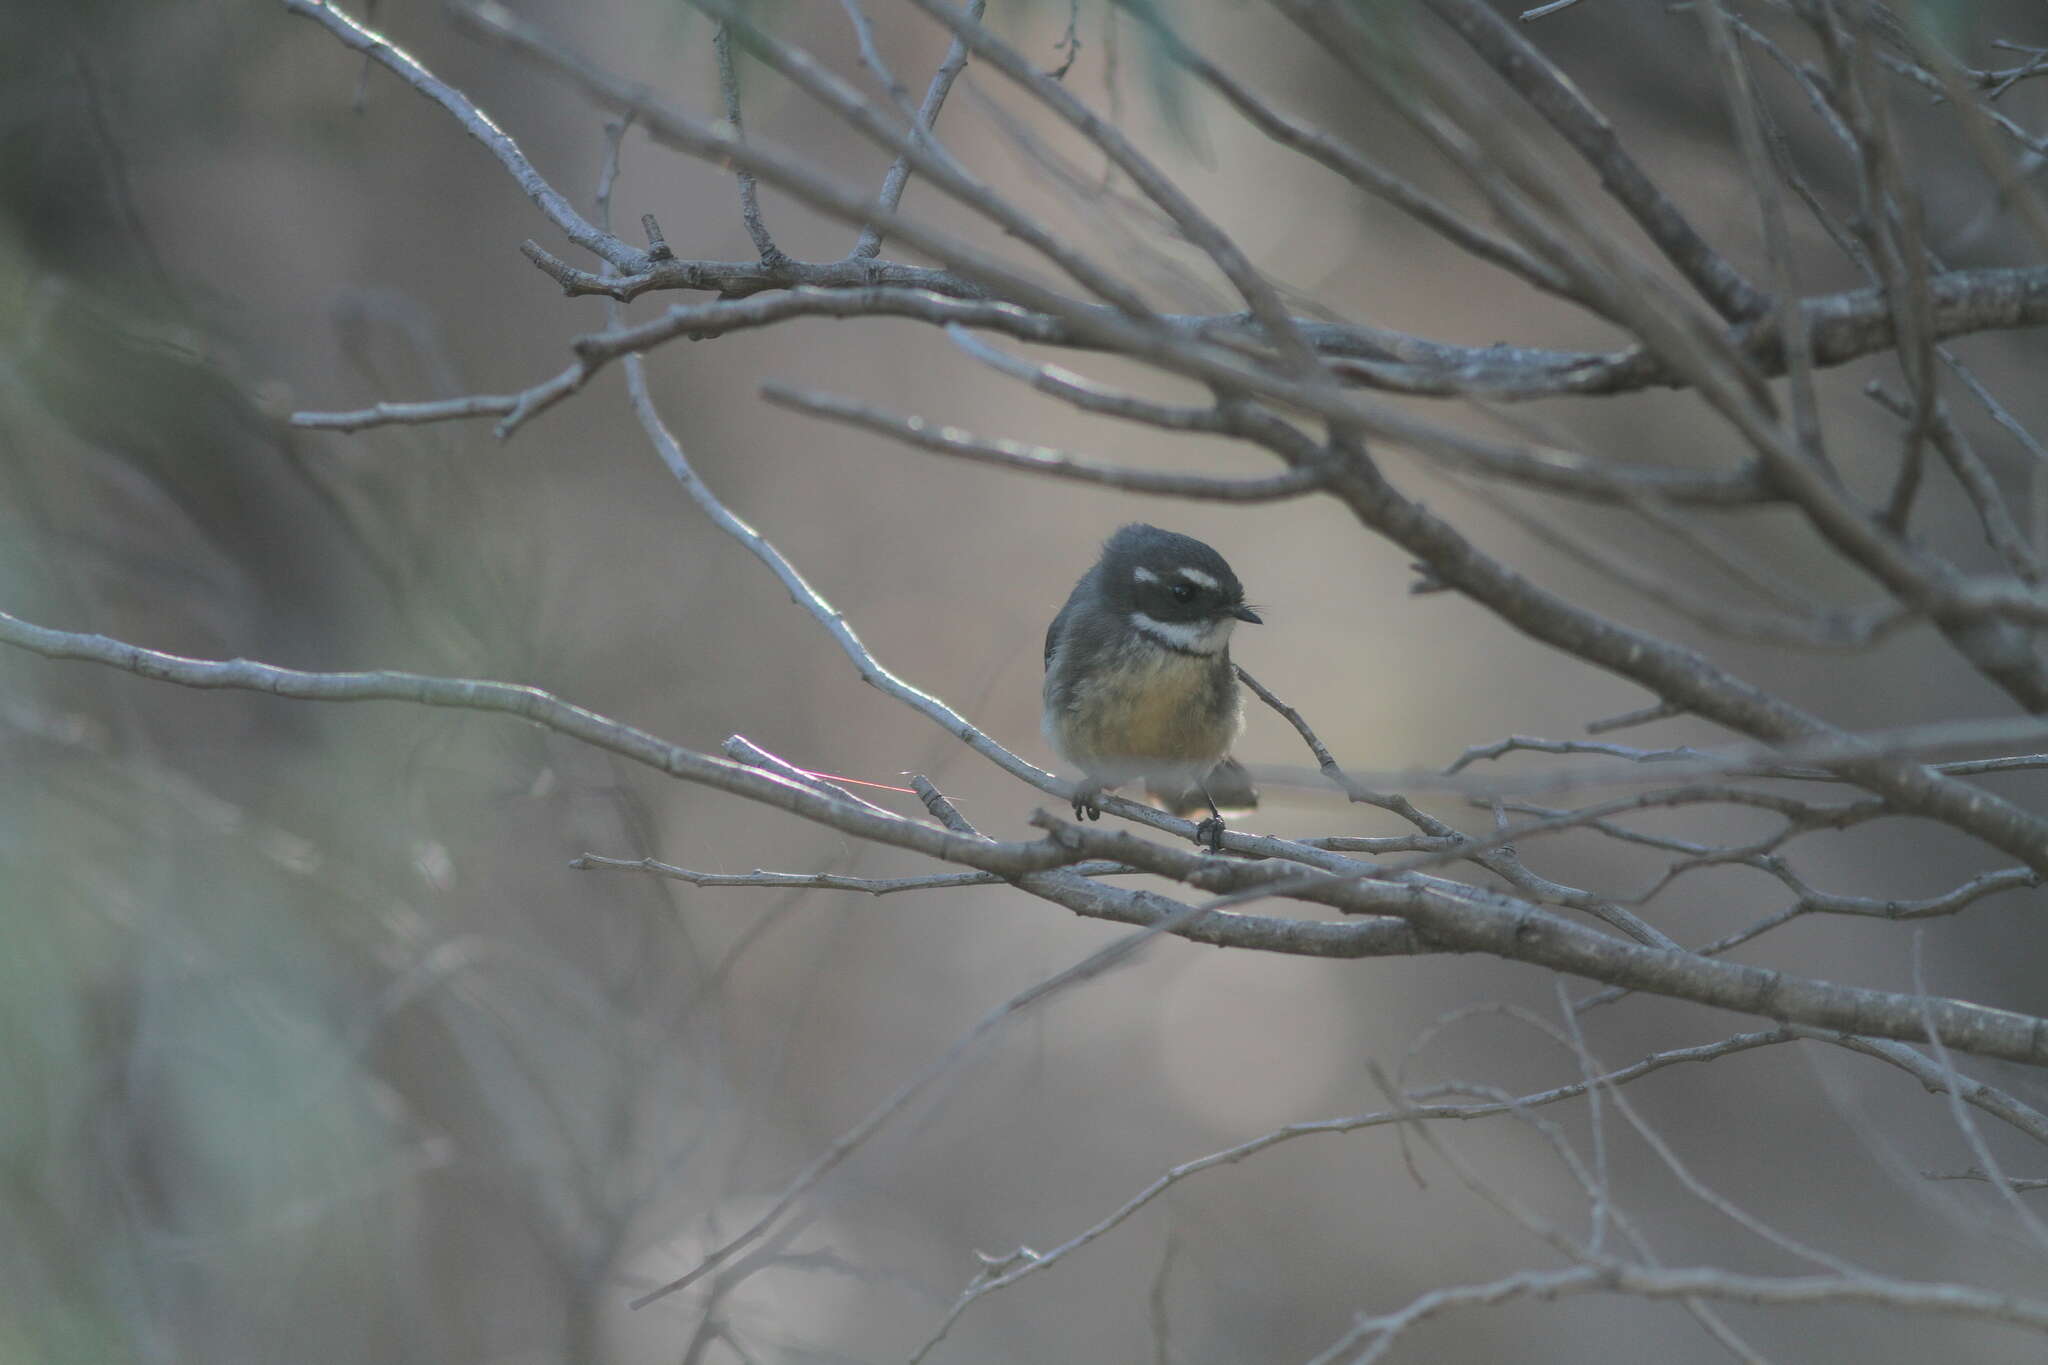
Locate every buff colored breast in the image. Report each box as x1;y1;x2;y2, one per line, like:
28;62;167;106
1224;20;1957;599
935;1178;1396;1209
1048;643;1240;783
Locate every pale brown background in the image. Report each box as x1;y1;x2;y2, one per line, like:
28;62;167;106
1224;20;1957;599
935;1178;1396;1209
7;1;2048;1361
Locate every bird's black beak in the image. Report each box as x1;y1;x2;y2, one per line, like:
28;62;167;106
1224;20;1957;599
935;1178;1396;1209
1231;604;1263;624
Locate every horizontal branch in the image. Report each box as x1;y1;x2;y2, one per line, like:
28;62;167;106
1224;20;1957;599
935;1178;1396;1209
334;0;2048;407
0;607;1405;960
1291;714;2048;801
526;259;2048;406
289;363;586;437
11;606;2048;1059
1798;867;2044;921
296;288;1775;508
566;258;2048;403
519;240;977;303
1313;1260;2048;1360
758;383;1331;500
1034;817;2048;1065
571;851;1135;896
1325;265;2048;401
293;266;2048;516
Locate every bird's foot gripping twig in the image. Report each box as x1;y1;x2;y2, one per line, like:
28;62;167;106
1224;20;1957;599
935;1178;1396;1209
1191;778;1229;852
1072;784;1103;822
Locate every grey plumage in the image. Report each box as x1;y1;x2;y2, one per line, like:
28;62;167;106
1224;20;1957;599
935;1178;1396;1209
1042;525;1260;841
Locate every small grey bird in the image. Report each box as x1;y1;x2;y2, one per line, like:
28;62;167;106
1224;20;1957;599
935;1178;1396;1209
1043;524;1262;850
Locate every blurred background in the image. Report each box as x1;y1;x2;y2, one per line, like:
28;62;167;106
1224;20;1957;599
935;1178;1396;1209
6;0;2048;1360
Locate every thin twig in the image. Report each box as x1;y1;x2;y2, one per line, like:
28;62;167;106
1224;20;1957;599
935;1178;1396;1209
713;21;788;266
758;384;1331;501
852;0;985;259
631;897;1233;1309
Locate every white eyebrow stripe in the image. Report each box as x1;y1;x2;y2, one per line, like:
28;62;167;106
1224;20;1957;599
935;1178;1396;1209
1130;613;1232;654
1132;566;1161;584
1175;567;1220;589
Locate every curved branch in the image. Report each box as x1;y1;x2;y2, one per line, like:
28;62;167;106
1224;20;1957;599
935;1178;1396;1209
281;0;639;270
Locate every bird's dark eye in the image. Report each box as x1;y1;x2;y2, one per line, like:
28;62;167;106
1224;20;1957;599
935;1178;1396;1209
1169;583;1197;603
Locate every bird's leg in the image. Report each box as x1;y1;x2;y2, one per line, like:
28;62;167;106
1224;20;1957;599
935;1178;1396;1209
1193;782;1226;853
1073;783;1103;822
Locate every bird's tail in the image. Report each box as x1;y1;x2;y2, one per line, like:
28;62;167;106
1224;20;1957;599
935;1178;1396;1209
1147;757;1258;817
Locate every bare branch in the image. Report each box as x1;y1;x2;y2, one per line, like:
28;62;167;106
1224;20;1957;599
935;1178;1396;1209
1913;933;2048;1254
1868;383;2046;584
1811;1029;2048;1146
684;0;1162;325
850;0;984;259
1927;1169;2048;1191
1424;0;1766;321
290;385;569;435
631;896;1252;1309
281;0;640;270
719;734;899;818
571;852;1134;896
913;1027;1798;1358
1450;474;1904;650
1123;2;1569;297
757;383;1330;501
905;0;1327;378
712;21;788;267
1322;434;2048;875
1311;1260;2048;1361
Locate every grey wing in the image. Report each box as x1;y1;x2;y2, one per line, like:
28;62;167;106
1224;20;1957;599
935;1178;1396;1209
1044;583;1087;671
1044;598;1073;671
1045;564;1101;671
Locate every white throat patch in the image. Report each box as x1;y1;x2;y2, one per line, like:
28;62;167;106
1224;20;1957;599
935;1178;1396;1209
1130;612;1232;655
